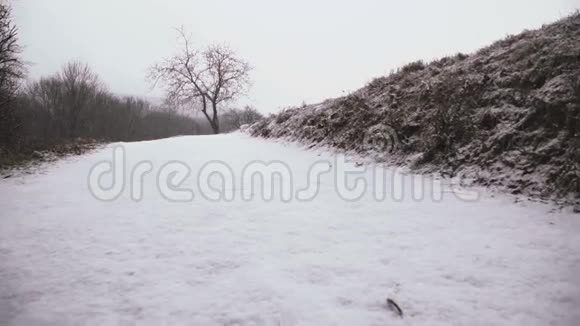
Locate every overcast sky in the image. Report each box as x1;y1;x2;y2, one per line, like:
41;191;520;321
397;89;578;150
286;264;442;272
13;0;579;113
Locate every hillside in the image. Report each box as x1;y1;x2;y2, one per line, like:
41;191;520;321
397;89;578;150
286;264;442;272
249;13;580;204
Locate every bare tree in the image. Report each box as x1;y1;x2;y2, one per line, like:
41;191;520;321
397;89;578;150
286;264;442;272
0;1;25;148
26;62;102;138
59;62;102;137
149;28;251;134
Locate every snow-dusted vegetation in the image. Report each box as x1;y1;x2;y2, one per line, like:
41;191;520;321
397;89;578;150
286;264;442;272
249;13;580;205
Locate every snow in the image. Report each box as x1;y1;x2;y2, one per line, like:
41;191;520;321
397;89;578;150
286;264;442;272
1;133;580;325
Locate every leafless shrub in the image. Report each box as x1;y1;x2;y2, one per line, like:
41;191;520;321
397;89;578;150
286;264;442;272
221;106;263;132
399;60;425;74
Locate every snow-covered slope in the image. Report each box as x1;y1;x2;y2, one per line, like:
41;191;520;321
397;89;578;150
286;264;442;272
250;13;580;203
1;134;579;325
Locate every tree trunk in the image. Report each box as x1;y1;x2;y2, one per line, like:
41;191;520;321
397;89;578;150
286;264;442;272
210;101;220;134
201;108;220;134
210;121;219;134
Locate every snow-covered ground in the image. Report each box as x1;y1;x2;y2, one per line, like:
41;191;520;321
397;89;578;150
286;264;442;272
1;133;579;326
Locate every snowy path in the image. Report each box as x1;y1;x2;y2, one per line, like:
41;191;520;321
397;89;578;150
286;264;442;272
1;133;579;325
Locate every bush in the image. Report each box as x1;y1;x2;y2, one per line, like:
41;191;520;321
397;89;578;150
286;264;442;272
221;106;264;132
399;60;425;74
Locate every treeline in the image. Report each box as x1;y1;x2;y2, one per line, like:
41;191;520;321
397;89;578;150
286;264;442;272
3;61;262;165
13;62;211;146
0;2;262;167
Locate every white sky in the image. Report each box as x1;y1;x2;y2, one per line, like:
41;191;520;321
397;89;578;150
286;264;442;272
13;0;580;113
